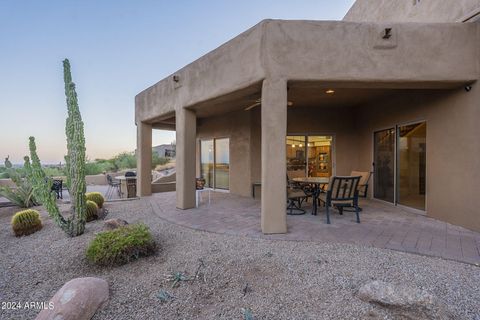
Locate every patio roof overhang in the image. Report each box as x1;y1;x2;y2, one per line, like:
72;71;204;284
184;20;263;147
136;19;478;125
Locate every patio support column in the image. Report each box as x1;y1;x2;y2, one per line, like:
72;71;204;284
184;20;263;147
136;121;152;197
176;107;197;209
261;78;287;234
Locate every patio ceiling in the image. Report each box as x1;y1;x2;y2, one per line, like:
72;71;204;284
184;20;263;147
149;82;456;128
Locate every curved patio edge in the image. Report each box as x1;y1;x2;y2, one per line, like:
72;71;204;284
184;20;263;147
148;192;480;266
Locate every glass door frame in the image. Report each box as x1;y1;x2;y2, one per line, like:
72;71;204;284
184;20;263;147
286;133;336;177
372;120;427;214
199;137;230;191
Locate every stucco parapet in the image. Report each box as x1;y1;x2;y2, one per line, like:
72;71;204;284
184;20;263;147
136;19;479;123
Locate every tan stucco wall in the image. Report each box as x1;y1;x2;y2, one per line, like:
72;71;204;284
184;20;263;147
196;110;252;197
152;182;175;193
135;22;265;124
345;0;480;23
262;21;477;85
355;86;480;232
136;20;478;125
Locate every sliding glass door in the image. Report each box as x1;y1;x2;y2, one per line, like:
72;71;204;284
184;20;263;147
373;122;426;211
397;122;426;210
200;138;230;190
374;128;395;203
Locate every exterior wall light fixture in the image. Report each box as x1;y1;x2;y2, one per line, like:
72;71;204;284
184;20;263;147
383;28;392;39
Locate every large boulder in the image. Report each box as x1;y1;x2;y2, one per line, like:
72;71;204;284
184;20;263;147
357;280;455;320
103;218;128;230
36;277;108;320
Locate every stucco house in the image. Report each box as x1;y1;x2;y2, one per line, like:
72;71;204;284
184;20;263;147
135;0;480;234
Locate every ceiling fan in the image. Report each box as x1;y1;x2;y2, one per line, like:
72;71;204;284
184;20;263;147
244;99;293;111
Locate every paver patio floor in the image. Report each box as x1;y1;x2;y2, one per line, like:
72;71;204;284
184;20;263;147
149;191;480;265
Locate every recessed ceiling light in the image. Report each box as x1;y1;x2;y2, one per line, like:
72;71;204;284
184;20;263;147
326;89;335;94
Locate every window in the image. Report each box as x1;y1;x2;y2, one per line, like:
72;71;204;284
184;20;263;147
286;135;333;178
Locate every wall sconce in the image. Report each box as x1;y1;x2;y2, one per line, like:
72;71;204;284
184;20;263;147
173;75;180;83
383;28;392;39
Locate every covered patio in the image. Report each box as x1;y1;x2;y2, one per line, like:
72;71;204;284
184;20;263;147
149;191;480;265
136;20;479;236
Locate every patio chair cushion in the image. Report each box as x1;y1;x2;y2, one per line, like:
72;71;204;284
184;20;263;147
287;189;306;199
351;171;370;186
318;193;352;206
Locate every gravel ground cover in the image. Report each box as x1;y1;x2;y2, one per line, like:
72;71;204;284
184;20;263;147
0;198;479;320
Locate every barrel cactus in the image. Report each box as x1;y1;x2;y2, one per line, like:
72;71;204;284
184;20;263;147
86;192;105;209
11;209;42;236
86;200;99;222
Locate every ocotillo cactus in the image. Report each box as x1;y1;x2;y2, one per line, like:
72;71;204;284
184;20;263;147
24;59;86;236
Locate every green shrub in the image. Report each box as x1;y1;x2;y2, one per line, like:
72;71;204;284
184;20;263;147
43;167;66;177
86;200;99;222
86;224;156;266
86;192;105;208
85;162;104;175
113;152;137;170
11;209;42;236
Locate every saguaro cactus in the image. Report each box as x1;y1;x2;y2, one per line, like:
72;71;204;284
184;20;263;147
24;59;86;236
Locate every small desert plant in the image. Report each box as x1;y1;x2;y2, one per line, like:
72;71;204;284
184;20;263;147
165;272;189;288
85;192;105;208
86;224;156;266
86;200;99;222
0;156;38;208
241;308;254;320
156;289;174;303
11;209;42;236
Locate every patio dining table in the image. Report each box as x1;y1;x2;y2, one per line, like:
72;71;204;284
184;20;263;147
292;177;329;215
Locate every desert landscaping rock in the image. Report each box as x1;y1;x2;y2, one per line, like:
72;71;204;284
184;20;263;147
103;218;128;230
1;198;479;319
36;277;108;320
358;280;455;320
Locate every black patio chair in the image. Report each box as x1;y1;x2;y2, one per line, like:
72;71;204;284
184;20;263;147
350;170;372;198
318;176;361;224
51;179;63;199
106;174;121;199
286;175;309;215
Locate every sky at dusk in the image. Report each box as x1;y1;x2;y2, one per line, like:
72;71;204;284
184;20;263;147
0;0;355;164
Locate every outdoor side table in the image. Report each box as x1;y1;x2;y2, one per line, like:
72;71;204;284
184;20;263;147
196;188;211;207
